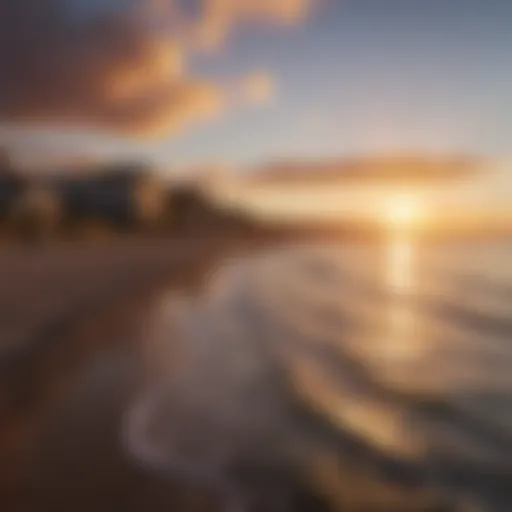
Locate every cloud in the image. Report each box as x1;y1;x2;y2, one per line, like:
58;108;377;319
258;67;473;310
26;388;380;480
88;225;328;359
0;0;311;139
194;0;311;49
239;71;276;106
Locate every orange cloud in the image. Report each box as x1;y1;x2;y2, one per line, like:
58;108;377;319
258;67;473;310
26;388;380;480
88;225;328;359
195;0;311;49
118;82;225;139
0;0;311;139
239;71;276;106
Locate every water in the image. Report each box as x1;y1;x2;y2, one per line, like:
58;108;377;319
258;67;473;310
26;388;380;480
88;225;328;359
322;237;512;392
128;237;512;510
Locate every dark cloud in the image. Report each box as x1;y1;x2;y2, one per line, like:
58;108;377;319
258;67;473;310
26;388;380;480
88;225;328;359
0;0;309;138
0;0;213;137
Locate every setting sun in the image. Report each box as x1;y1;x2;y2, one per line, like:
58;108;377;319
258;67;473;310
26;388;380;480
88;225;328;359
385;194;426;228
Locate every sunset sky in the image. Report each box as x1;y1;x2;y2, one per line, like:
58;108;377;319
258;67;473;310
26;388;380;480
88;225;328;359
0;0;512;170
164;0;512;167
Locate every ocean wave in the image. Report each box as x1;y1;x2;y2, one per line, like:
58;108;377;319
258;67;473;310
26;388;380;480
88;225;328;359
124;242;512;511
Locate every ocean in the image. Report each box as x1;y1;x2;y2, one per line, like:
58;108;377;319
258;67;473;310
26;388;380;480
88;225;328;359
124;236;512;510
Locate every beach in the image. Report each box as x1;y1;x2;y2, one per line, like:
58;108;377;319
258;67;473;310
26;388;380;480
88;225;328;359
0;234;511;511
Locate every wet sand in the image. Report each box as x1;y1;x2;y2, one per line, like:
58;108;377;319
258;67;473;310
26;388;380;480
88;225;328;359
0;235;274;512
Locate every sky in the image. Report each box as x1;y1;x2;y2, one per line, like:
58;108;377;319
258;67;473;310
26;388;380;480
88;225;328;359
165;0;512;167
1;0;512;170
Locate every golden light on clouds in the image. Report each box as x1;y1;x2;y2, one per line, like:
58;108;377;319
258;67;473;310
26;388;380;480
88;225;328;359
240;71;276;106
105;42;185;103
195;0;311;49
0;0;312;138
145;39;185;81
124;82;225;139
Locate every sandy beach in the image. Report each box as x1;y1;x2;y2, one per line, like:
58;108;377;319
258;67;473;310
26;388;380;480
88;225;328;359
0;235;280;512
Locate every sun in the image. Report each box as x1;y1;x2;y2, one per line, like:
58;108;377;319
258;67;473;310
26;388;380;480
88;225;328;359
385;194;425;228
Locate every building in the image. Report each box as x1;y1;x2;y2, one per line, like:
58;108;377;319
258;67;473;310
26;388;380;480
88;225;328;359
54;163;167;231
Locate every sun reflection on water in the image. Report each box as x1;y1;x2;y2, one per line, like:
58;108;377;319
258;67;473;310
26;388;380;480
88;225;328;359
386;236;415;294
382;234;421;363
